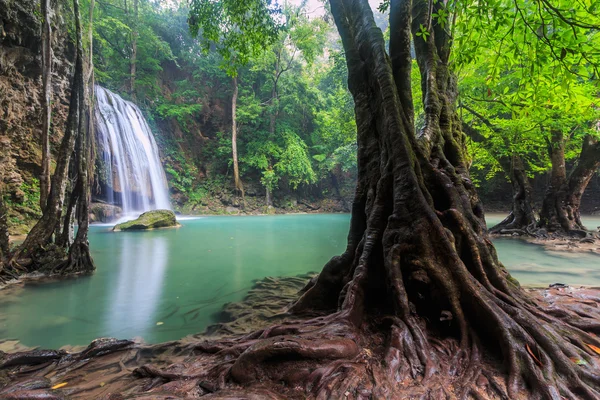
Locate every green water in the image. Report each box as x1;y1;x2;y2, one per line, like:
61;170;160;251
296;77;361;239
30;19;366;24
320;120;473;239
1;213;599;350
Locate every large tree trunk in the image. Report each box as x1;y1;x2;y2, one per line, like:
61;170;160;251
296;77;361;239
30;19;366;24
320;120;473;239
497;154;537;232
288;0;600;398
563;135;600;230
462;123;537;233
40;0;52;210
3;1;599;398
539;131;599;234
231;76;245;204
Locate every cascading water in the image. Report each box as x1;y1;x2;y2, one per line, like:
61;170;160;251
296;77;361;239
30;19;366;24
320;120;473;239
95;86;170;220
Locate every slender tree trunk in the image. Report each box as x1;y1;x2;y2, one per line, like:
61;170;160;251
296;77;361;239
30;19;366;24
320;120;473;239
264;67;279;208
265;183;272;208
129;0;138;97
0;192;8;260
231;75;244;203
40;0;52;210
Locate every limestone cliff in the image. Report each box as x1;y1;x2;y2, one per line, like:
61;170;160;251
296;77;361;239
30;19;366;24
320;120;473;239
0;0;73;234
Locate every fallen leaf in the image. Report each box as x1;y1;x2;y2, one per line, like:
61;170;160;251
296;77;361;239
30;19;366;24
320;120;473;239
526;344;543;367
156;322;164;326
586;343;600;355
51;382;68;390
569;357;588;365
100;382;106;387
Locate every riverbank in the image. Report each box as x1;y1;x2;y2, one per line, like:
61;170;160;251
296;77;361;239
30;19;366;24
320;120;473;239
1;274;598;399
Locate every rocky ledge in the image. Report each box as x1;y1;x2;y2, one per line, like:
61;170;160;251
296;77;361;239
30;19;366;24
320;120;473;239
113;210;180;231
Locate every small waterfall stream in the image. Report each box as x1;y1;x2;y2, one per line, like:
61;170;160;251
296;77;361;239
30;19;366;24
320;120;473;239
95;86;170;219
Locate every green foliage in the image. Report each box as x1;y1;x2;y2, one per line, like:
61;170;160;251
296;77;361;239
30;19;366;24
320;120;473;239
18;178;41;211
186;176;227;207
92;0;175;98
84;0;358;210
188;0;282;76
275;130;316;190
453;0;600;183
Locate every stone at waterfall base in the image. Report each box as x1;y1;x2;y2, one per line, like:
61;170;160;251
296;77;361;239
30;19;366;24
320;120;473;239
90;202;122;223
112;210;180;231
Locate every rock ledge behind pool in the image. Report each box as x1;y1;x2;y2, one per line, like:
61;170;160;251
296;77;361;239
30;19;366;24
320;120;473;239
113;210;180;231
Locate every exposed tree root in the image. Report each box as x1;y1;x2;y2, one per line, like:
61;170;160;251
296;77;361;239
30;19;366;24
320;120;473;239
2;0;600;399
0;285;599;399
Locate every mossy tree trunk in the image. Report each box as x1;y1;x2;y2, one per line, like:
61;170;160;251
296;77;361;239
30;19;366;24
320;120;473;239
284;0;600;397
2;1;600;398
40;0;52;210
4;0;94;278
462;105;537;233
563;135;600;230
539;132;600;234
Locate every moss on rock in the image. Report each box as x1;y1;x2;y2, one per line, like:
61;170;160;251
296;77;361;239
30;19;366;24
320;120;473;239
113;210;179;231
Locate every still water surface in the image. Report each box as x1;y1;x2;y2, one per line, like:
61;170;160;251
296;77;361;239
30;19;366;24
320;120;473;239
1;213;599;349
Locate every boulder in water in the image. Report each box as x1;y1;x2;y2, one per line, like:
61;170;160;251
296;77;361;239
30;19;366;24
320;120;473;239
113;210;179;231
90;202;122;222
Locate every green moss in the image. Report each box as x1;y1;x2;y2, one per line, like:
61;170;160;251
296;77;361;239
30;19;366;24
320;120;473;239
113;210;179;231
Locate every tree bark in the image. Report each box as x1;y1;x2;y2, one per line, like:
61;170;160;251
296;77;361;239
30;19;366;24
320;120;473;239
540;133;600;234
0;192;8;260
129;0;138;97
288;0;600;397
4;1;599;398
231;75;245;202
564;135;600;230
6;0;93;276
40;0;52;210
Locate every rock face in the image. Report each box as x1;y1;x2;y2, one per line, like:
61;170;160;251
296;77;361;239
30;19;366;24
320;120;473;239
1;0;73;235
112;210;179;231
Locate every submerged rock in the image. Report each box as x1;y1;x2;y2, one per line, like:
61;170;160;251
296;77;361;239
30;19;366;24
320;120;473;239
113;210;179;231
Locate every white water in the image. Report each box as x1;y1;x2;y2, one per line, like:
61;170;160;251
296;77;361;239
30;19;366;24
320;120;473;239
95;86;170;220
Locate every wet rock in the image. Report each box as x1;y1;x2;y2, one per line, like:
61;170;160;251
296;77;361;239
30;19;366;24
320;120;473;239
113;210;179;231
89;203;122;223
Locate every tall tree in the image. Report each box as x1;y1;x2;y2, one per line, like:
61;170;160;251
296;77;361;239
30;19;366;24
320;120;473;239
188;0;281;204
129;0;138;97
455;0;600;236
98;0;600;398
3;0;95;278
539;132;600;233
257;4;327;206
40;0;52;209
462;105;537;233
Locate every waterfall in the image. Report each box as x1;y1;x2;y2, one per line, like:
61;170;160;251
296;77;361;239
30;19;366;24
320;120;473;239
95;86;170;219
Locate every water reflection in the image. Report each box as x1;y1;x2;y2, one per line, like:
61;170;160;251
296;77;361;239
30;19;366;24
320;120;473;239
1;214;598;350
107;235;168;338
